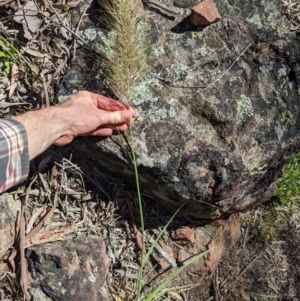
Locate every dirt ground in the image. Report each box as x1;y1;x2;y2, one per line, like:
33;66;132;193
14;151;300;301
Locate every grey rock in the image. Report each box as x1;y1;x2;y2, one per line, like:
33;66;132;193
173;0;201;8
58;0;300;218
29;235;110;301
0;194;20;260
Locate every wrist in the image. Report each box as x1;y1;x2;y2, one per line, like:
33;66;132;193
14;106;70;160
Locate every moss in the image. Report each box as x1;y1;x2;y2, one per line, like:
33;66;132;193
236;94;253;124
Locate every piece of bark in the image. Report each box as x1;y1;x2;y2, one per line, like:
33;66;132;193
190;0;221;26
172;223;195;243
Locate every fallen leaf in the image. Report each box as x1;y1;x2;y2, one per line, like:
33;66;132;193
9;63;18;98
14;1;43;40
30;63;40;76
0;0;14;6
24;48;52;59
53;0;80;10
41;0;49;12
32;81;43;93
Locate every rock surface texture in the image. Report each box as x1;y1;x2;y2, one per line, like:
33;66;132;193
59;0;300;218
0;194;20;260
28;236;109;301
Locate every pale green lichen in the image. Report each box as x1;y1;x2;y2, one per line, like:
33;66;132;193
166;62;189;82
153;46;165;57
83;28;97;41
280;110;294;125
246;14;263;29
77;28;97;41
147;98;178;122
96;31;116;53
169;106;177;118
137;20;151;34
236;94;254;124
191;31;203;39
131;75;161;105
148;106;173;122
278;67;287;77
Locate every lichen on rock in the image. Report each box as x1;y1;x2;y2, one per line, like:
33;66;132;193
58;0;300;218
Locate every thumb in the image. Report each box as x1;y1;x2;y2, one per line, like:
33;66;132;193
98;110;133;126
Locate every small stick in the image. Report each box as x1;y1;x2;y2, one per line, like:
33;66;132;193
72;4;89;60
202;43;252;92
146;0;179;17
44;0;89;46
148;236;177;268
152;74;206;88
20;176;37;300
211;268;219;301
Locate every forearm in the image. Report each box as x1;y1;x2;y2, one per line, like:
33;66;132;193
14;106;69;160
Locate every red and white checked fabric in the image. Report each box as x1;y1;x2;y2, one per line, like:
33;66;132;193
0;119;29;193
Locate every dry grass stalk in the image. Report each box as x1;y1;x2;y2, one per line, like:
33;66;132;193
100;0;148;105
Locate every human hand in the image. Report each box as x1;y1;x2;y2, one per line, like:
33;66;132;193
14;90;135;160
54;91;135;146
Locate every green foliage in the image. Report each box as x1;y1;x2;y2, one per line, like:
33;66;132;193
141;250;210;301
0;36;29;76
277;152;300;208
248;292;278;300
0;36;18;76
260;152;300;241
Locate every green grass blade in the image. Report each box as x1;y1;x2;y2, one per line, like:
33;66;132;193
141;204;185;268
143;249;211;301
134;205;184;299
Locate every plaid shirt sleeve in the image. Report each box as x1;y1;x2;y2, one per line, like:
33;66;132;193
0;119;29;193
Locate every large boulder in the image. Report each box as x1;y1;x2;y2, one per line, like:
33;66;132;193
58;0;300;218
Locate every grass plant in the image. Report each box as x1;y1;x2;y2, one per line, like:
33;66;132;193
260;152;300;241
100;1;210;300
0;35;29;76
276;151;300;209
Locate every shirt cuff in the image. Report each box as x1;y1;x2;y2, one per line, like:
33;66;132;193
0;118;29;193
